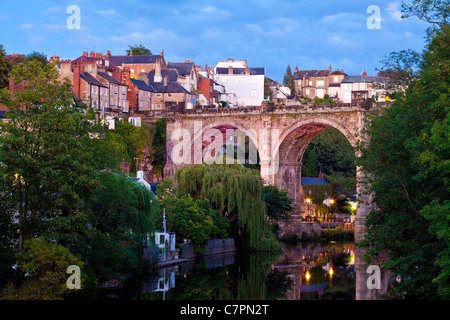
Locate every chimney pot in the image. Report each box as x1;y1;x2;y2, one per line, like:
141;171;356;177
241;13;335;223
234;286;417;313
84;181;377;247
90;51;95;58
83;52;88;57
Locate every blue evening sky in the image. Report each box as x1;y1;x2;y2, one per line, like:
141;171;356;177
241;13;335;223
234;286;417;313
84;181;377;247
0;0;430;81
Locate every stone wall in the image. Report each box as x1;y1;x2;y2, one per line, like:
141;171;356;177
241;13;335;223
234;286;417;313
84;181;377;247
277;217;323;239
180;238;236;259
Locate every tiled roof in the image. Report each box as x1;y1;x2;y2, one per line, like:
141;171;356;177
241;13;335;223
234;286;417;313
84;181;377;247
151;82;191;94
301;177;328;185
80;73;107;87
129;79;157;92
341;75;380;83
215;67;265;75
97;72;127;86
109;55;163;66
148;69;179;82
167;62;195;76
293;69;330;79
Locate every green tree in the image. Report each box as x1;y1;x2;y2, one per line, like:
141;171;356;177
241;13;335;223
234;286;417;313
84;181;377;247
0;238;84;300
26;51;48;65
150;118;167;178
0;44;10;89
0;60;100;252
358;24;450;299
263;184;295;221
126;44;152;56
302;148;319;177
283;65;295;96
157;193;228;253
174;163;281;251
84;171;158;281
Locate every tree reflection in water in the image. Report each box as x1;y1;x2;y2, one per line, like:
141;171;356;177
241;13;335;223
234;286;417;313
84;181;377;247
140;242;361;300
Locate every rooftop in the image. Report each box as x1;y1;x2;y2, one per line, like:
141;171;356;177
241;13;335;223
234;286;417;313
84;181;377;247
293;69;330;79
215;67;265;75
110;55;164;66
301;177;328;185
167;62;195;76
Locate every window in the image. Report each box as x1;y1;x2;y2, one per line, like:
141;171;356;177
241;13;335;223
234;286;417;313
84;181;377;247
316;80;324;87
298;80;302;85
306;89;310;95
122;87;126;95
334;76;338;83
252;77;257;84
235;77;239;83
240;77;244;83
251;89;257;97
159;235;165;245
222;77;227;83
309;81;313;86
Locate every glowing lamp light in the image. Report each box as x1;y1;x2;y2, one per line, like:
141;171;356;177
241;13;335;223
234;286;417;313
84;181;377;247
306;198;311;204
305;270;311;281
329;267;334;277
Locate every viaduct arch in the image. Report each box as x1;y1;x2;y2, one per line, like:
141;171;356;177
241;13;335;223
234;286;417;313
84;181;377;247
163;104;381;243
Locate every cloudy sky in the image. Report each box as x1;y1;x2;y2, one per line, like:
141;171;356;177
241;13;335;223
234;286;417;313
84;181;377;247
0;0;430;81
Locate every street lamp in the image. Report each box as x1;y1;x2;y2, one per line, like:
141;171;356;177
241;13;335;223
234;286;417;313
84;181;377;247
306;198;311;218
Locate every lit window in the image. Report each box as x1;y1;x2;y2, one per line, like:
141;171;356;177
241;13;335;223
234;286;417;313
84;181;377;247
251;90;257;97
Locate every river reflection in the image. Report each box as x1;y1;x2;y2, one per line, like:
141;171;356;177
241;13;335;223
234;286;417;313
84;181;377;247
138;242;395;300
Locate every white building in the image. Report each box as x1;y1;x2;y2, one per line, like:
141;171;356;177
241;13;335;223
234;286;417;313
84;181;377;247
212;58;265;107
339;73;389;103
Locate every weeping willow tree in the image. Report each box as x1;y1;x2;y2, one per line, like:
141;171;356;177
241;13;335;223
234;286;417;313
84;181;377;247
174;163;281;251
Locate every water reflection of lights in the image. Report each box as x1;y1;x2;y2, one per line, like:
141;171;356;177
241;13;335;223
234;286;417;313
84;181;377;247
305;270;311;281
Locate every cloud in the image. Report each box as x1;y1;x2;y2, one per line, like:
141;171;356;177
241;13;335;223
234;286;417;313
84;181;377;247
17;23;34;30
387;2;403;21
96;9;120;16
199;6;230;16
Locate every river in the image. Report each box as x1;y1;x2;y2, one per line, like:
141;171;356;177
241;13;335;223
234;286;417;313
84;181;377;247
98;241;397;300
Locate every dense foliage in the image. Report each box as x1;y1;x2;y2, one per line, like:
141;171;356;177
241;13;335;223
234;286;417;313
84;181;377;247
302;127;356;197
358;25;450;299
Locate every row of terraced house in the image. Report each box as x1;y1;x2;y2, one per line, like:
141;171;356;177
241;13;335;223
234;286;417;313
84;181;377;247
46;50;268;128
4;49;390;127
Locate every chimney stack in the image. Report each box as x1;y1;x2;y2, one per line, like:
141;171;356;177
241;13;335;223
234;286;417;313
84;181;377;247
363;71;367;76
90;51;95;58
163;75;168;86
228;66;233;75
73;64;84;99
154;59;162;82
83;52;88;57
129;50;133;56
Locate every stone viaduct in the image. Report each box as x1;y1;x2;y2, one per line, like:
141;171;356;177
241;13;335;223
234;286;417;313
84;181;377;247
162;102;383;243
